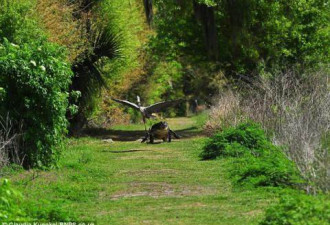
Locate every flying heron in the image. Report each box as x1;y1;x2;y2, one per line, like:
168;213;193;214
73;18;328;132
112;96;184;131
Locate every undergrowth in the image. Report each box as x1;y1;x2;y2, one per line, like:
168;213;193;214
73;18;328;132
0;179;76;221
200;121;329;224
200;122;302;188
260;193;330;225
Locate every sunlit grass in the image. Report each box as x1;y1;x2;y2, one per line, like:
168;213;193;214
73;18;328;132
7;116;282;224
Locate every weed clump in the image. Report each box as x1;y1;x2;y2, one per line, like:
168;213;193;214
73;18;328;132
260;193;330;225
201;122;271;159
0;179;76;221
0;179;30;220
200;122;301;187
231;154;301;187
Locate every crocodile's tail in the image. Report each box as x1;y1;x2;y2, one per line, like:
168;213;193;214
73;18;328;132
141;131;149;143
169;129;180;139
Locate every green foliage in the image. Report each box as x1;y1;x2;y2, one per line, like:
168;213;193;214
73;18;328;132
146;61;184;103
0;0;42;44
201;122;271;159
230;154;301;187
96;0;142;68
6;118;283;224
151;0;205;62
0;38;73;168
260;193;330;225
94;0;143;89
26;201;77;222
0;179;30;221
215;0;329;73
150;0;329;101
200;122;301;187
141;0;212;114
141;60;185;117
0;179;75;221
72;0;144;123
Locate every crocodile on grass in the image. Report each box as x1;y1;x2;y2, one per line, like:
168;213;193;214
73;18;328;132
141;121;180;143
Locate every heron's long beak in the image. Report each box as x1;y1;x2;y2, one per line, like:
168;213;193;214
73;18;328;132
137;95;141;106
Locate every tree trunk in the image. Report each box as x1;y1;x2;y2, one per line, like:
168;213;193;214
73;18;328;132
143;0;153;26
193;1;219;61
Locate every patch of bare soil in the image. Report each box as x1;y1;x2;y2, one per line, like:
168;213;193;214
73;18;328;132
10;170;59;185
107;181;218;200
244;209;263;216
118;169;180;176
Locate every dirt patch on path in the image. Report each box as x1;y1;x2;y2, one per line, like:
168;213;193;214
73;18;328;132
107;181;218;200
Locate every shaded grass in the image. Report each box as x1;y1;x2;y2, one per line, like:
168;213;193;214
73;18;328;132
6;116;281;224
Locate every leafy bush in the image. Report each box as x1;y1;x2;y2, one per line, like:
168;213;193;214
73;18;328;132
0;0;42;44
201;122;301;187
0;179;30;221
260;193;330;225
230;154;301;187
0;38;73;168
201;122;271;159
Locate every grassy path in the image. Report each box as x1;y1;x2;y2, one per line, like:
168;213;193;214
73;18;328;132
9;117;279;224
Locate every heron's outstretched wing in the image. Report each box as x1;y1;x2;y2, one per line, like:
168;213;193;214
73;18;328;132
112;98;140;110
145;99;184;114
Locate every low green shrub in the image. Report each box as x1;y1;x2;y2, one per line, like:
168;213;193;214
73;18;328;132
0;179;30;221
27;202;77;222
200;122;301;187
260;193;330;225
200;122;272;159
230;154;301;187
0;179;76;221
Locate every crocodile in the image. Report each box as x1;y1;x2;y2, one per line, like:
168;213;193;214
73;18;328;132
141;121;180;143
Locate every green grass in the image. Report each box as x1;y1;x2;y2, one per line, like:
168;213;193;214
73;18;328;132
7;116;282;224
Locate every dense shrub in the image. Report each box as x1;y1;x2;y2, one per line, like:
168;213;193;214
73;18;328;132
201;122;301;187
201;122;272;159
0;0;42;44
204;90;242;136
230;154;301;187
156;0;329;71
0;39;73;168
260;193;330;225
